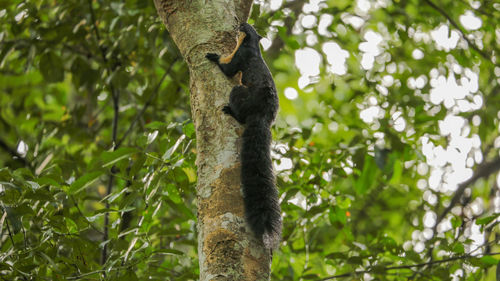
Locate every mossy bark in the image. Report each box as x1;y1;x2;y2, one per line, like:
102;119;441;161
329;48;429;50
153;1;272;280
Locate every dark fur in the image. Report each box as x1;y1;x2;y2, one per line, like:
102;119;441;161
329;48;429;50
206;23;282;249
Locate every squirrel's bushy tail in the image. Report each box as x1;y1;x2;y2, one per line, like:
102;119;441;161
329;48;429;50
241;118;282;249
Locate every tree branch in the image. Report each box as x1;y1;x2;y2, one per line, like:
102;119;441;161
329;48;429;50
116;58;179;148
266;0;308;60
101;84;119;266
422;0;496;65
87;0;121;266
434;156;500;230
455;0;497;18
234;0;252;23
415;154;500;278
87;0;105;59
319;252;500;280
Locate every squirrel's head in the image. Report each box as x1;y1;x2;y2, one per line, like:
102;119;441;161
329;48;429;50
239;23;263;46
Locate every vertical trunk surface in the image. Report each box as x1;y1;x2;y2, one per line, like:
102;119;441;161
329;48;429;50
153;1;272;280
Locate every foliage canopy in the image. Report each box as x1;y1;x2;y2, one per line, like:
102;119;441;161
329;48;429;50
0;0;499;280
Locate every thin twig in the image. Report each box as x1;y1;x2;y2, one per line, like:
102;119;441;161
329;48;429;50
1;207;15;246
66;256;144;280
70;196;103;235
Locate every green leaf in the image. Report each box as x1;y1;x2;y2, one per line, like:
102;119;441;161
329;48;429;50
69;171;103;194
65;218;78;232
389;159;403;184
93;208;120;214
26;181;40;190
0;182;21;204
347;256;363;265
329;207;347;225
452;243;464;254
154;249;184;255
36;177;61;188
13;203;35;216
183;122;195;138
325;252;347;260
451;216;461;228
118;270;139;281
39;51;64;83
355;156;378;194
166;183;181;204
286;38;300;50
101;147;138;168
5;207;23;233
182;167;197;183
109;69;130;89
71;57;98;88
129;154;147;177
371;265;386;274
0;168;12;181
431;267;450;280
496;263;499;281
337;196;351;209
163;135;185;161
145;121;166;130
480;256;499;266
165;199;195;219
476;214;499;225
469;257;482;267
405;251;422;263
106;187;129;203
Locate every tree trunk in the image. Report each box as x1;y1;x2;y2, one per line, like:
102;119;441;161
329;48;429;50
153;1;273;280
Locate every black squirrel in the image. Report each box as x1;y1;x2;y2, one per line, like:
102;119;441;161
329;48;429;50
206;23;282;249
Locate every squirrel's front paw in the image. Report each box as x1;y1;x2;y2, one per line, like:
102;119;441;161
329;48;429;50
206;53;220;62
222;106;232;115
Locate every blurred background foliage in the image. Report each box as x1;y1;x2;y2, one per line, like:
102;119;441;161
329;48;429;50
0;0;499;280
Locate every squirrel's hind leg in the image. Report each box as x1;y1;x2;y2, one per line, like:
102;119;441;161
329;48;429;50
222;85;249;124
